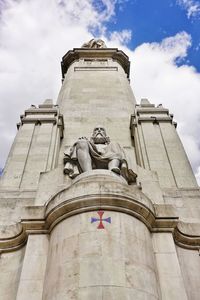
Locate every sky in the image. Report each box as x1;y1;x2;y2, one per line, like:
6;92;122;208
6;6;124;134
0;0;200;184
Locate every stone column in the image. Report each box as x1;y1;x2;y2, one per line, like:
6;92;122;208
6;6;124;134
0;248;25;300
153;232;188;300
16;235;49;300
176;246;200;300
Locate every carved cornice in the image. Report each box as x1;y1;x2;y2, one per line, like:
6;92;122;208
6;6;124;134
20;117;57;125
24;108;58;115
130;105;177;135
0;177;200;253
61;48;130;79
17;105;64;137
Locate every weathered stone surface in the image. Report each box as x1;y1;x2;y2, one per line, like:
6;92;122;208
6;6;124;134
0;45;200;300
16;235;49;300
132;100;198;189
153;233;188;300
176;246;200;300
42;212;159;299
0;248;25;300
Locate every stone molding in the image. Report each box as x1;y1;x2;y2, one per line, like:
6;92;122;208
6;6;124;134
0;173;200;253
174;226;200;250
135;107;170;114
20;117;58;125
23;108;59;115
0;200;199;253
130;105;177;136
61;48;130;79
17;105;64;138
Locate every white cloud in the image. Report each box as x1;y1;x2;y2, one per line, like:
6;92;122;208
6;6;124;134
177;0;200;18
109;29;132;44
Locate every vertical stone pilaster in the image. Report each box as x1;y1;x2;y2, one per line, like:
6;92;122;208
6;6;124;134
0;100;64;190
159;122;197;188
16;235;49;300
153;233;188;300
0;123;35;189
176;246;200;300
131;99;198;188
0;248;25;300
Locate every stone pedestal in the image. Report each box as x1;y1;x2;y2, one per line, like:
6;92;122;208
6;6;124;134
43;212;159;300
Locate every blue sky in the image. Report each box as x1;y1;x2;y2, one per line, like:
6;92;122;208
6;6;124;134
0;0;200;183
104;0;200;70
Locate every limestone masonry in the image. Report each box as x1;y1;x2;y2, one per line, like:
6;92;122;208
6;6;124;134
0;40;200;299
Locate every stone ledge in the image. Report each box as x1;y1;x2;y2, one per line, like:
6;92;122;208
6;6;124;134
24;108;58;115
45;171;151;215
0;174;200;252
174;222;200;250
20;117;57;124
61;48;130;79
135;108;169;114
0;201;199;253
71;169;127;184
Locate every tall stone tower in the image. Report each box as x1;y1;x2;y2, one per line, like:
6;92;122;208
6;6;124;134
0;39;200;300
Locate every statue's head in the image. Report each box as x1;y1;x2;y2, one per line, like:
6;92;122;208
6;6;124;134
91;125;110;144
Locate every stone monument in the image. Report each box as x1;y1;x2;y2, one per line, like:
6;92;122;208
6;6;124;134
0;39;200;300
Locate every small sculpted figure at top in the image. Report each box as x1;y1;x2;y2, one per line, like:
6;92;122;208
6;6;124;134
64;126;137;184
81;39;107;49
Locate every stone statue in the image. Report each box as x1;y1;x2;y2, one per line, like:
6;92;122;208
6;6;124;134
82;39;107;49
64;126;137;184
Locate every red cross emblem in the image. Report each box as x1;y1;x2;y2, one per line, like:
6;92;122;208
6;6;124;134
91;211;111;229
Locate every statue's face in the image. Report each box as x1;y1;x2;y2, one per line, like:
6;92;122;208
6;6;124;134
93;126;106;136
92;126;107;144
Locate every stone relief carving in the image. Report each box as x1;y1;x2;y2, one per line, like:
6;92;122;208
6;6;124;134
81;39;107;49
64;126;137;184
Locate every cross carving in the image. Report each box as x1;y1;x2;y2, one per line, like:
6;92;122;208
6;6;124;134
91;211;111;229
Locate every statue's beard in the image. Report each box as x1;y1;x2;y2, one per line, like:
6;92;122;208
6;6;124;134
92;133;107;144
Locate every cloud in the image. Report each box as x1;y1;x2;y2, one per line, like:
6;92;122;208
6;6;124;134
177;0;200;18
109;29;132;44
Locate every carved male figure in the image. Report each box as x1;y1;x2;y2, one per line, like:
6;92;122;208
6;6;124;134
74;126;122;174
64;126;137;184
